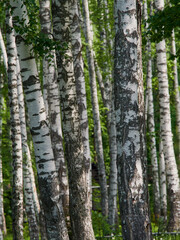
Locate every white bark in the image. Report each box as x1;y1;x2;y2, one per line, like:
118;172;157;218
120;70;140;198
6;9;24;240
0;29;8;71
82;0;108;217
52;0;95;239
69;0;92;209
10;0;68;238
108;89;117;227
39;0;69;216
16;56;39;240
155;0;180;230
159;138;167;222
114;0;152;239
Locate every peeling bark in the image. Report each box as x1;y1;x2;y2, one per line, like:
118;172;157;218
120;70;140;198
114;0;152;239
52;0;95;239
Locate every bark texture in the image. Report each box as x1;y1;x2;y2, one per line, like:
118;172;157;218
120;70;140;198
82;0;108;217
114;1;152;239
6;9;24;240
16;57;39;240
39;0;69;216
52;0;95;239
10;0;69;238
155;0;180;230
69;0;92;210
159;139;167;223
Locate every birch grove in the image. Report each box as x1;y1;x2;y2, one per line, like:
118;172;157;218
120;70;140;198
0;0;180;238
155;0;180;230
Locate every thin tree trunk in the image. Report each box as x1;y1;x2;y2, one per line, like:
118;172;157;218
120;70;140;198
159;138;167;224
82;0;108;217
0;29;8;71
171;30;180;161
39;0;69;217
114;0;152;239
0;35;7;238
10;0;69;238
6;9;24;240
94;59;118;226
155;0;180;230
16;56;40;240
52;0;95;239
144;0;161;220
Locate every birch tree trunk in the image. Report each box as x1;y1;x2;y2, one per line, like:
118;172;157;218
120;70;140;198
171;30;180;161
159;139;167;224
114;1;152;239
16;57;39;240
10;0;69;238
144;0;161;220
52;1;95;239
69;0;92;209
6;9;24;240
0;35;7;239
39;0;69;216
95;49;117;227
82;0;108;217
155;0;180;230
0;29;8;71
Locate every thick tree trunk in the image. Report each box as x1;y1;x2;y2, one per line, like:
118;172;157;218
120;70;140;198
52;1;95;239
6;9;24;240
10;0;69;238
155;0;180;230
114;1;152;239
144;0;161;220
39;0;69;216
16;57;39;240
69;0;92;209
82;0;108;217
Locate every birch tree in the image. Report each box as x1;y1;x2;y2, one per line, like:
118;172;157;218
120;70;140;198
159;139;167;224
6;9;23;240
114;0;152;239
52;0;95;239
69;0;92;207
82;0;108;217
10;0;69;238
16;57;39;240
155;0;180;230
144;0;161;220
39;0;69;216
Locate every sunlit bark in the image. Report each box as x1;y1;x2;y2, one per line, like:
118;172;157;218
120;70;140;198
114;0;152;238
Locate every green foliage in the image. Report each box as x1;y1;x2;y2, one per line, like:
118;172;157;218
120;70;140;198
92;211;113;237
146;0;180;58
